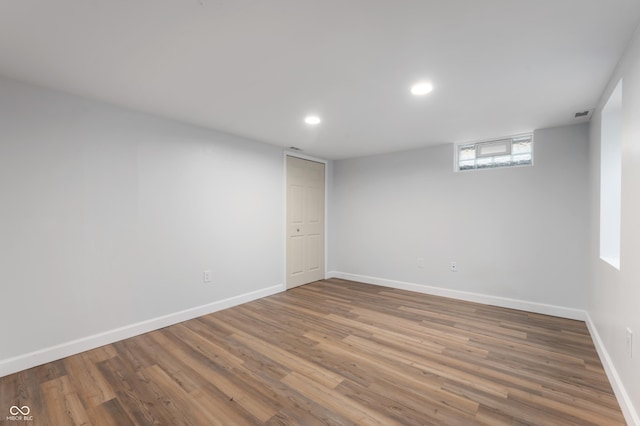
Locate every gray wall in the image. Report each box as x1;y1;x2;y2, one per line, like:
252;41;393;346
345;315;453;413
0;77;285;364
331;124;589;309
588;23;640;422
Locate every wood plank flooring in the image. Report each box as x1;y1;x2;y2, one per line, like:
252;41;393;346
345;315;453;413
0;279;625;425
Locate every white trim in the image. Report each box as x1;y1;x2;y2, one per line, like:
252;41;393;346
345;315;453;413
0;284;283;378
585;312;640;426
283;149;328;165
283;150;329;288
327;271;585;320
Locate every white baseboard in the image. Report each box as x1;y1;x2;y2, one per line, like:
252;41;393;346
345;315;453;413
585;312;639;426
0;284;284;378
328;271;640;424
327;271;585;320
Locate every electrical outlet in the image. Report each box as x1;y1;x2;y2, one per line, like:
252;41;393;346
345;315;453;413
417;257;425;268
450;261;457;272
203;270;212;283
627;328;633;358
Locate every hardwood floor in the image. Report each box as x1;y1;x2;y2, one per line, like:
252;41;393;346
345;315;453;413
0;279;625;425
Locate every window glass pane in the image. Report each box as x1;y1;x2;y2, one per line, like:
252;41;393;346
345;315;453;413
459;159;475;170
476;157;493;168
512;153;532;165
477;140;510;157
494;155;512;166
458;145;476;160
512;140;532;155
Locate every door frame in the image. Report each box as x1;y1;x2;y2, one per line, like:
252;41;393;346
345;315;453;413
283;150;329;289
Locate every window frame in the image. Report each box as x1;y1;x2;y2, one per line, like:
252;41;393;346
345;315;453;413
454;133;534;172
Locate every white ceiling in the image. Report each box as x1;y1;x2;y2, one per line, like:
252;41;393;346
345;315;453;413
1;1;639;159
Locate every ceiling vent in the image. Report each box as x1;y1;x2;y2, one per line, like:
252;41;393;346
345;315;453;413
574;110;592;120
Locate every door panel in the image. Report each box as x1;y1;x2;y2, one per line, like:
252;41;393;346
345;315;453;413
307;187;321;223
306;234;321;272
289;185;304;223
290;236;304;276
286;156;325;289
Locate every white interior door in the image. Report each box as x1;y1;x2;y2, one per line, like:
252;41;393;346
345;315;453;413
286;156;325;289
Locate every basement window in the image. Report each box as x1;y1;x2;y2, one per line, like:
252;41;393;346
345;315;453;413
600;79;622;270
455;134;533;171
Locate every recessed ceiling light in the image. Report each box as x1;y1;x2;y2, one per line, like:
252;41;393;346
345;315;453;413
304;115;321;125
411;82;433;96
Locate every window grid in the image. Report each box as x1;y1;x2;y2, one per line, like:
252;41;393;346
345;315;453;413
456;134;533;171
